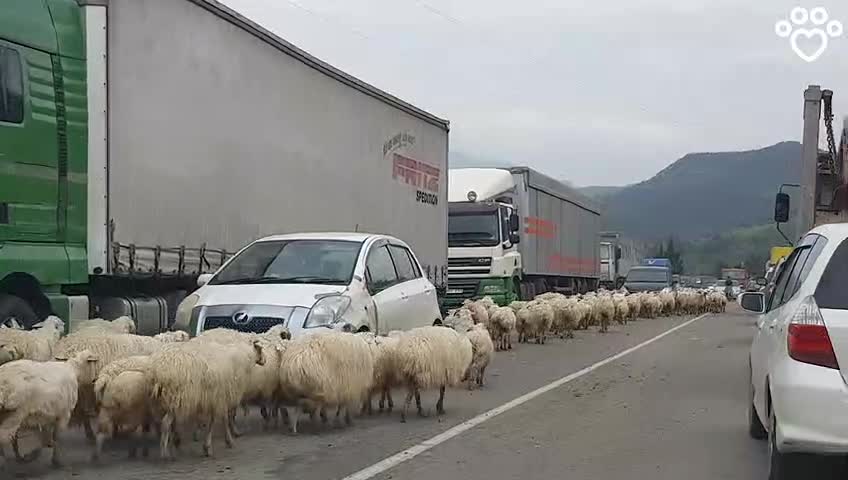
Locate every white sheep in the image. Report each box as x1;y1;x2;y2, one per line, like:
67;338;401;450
443;308;475;334
462;299;490;328
54;332;191;443
147;339;265;458
518;300;554;343
595;294;616;333
278;331;374;433
357;332;401;415
613;294;630;325
70;316;136;335
92;355;155;461
393;326;472;422
0;316;65;364
463;323;494;389
488;306;516;350
0;349;98;468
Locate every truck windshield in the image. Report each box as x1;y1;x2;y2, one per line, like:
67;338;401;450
448;212;500;247
626;268;668;283
210;240;362;286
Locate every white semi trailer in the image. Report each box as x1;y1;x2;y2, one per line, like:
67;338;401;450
445;167;601;308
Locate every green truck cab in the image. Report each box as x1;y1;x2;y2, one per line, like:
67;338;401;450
1;0;88;327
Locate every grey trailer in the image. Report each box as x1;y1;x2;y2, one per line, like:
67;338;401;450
510;167;602;295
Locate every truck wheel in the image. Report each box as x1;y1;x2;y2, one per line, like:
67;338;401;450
0;294;39;330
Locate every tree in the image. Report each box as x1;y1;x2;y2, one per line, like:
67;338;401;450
665;237;685;275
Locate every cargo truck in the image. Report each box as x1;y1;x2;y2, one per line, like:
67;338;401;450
0;0;449;331
445;167;601;308
598;231;641;289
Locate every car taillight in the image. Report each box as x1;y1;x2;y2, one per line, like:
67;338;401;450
787;296;839;369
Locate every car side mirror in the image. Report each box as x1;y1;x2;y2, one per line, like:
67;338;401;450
509;213;520;232
774;193;790;223
615;246;622;260
739;292;765;314
509;232;521;244
197;273;213;287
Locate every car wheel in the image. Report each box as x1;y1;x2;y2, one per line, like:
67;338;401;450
0;294;39;330
768;409;804;480
748;381;767;440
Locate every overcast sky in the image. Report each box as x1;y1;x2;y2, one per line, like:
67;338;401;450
221;0;848;186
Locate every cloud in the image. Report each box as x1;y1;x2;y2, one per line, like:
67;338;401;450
221;0;848;186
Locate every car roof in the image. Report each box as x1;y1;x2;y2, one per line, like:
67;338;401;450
252;232;398;244
810;223;848;241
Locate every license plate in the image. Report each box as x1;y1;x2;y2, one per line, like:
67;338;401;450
447;289;463;294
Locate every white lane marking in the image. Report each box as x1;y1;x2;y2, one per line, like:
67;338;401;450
340;313;711;480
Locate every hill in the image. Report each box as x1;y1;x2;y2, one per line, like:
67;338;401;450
579;185;625;201
599;141;801;240
682;223;788;276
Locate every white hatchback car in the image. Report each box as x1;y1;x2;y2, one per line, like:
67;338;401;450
173;233;442;337
741;224;848;479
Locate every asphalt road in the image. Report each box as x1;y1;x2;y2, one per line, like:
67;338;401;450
9;308;782;480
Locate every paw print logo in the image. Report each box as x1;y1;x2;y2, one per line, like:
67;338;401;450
776;7;843;62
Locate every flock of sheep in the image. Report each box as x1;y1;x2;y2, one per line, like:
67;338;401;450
0;286;727;470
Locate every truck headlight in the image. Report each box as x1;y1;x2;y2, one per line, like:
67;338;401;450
304;295;351;328
174;294;199;332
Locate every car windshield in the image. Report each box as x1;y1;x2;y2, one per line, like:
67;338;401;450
626;268;668;283
210;239;362;286
448;211;500;247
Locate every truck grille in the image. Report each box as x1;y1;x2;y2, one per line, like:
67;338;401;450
444;278;480;304
203;315;286;334
448;257;492;275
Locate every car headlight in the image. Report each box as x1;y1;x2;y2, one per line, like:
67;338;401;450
304;295;351;328
174;293;200;332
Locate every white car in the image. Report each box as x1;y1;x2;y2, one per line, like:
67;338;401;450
741;224;848;479
173;233;442;337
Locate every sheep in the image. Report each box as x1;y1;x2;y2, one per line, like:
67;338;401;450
626;293;643;320
147;339;266;459
658;291;676;316
0;316;65;363
594;295;615;333
393;326;472;422
516;300;554;343
463;324;494;389
443;308;475;334
462;299;490;328
154;331;191;343
195;324;291;345
488;306;516;350
278;331;374;433
54;332;190;443
70;316;136;335
612;294;630;325
0;349;98;468
91;355;155;461
193;326;290;433
508;300;528;314
357;332;401;415
643;294;663;318
545;295;578;339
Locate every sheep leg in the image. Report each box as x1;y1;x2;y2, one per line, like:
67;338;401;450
378;391;385;412
83;418;96;444
141;422;151;458
478;366;487;386
400;389;414;423
49;426;64;468
12;435;42;464
159;413;174;461
286;407;299;434
386;390;394;412
436;386;446;415
229;409;243;438
415;390;427;417
344;406;352;427
320;407;329;424
203;416;215;457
